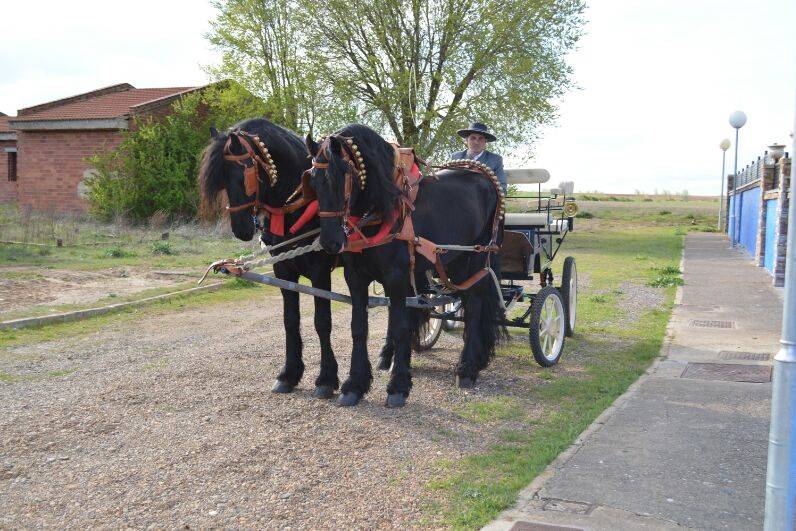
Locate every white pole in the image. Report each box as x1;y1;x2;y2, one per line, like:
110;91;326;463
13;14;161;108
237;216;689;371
763;95;796;530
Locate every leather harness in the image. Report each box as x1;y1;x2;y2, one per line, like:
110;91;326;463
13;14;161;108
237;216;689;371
312;136;504;292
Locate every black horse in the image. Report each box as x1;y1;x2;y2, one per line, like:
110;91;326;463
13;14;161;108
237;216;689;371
306;124;505;408
199;118;341;398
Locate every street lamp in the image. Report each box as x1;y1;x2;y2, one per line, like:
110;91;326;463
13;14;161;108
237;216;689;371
728;111;747;246
718;139;731;231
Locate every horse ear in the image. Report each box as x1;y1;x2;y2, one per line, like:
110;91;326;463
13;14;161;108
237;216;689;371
305;134;319;157
328;135;342;156
210;126;219;138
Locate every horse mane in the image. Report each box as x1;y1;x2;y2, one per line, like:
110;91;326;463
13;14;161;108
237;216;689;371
198;118;309;209
333;124;400;216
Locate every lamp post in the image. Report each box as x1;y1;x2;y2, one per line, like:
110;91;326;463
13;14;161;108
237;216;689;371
728;111;747;246
763;97;796;531
718;139;731;231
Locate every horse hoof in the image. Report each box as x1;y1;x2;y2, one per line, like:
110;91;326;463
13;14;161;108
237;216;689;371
377;357;392;371
336;392;361;407
312;385;335;399
385;393;406;408
271;380;295;394
456;376;475;389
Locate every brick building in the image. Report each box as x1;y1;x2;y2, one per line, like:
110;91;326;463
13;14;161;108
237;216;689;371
7;83;205;214
0;112;17;203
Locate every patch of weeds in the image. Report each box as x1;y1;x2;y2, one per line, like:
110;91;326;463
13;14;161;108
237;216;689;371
589;295;608;303
497;429;533;444
658;210;671;216
151;242;175;255
575;211;594;219
633;255;649;261
537;371;554;380
457;396;527;423
103;246;136;258
225;277;261;289
38;247;52;256
648;266;684;288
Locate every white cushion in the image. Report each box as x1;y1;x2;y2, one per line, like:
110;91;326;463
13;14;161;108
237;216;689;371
505;212;549;226
505;168;550;184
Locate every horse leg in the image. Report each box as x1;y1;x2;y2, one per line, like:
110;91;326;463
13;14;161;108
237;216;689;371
385;278;411;408
337;272;373;407
310;269;338;399
377;327;394;371
272;263;304;393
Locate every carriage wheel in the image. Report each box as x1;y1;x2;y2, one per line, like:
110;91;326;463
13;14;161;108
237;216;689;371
529;286;566;367
414;316;443;351
560;256;577;337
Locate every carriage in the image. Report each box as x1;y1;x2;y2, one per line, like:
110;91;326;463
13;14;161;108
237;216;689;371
414;168;578;367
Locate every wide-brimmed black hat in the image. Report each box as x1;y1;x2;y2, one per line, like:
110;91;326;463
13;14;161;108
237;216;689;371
457;122;497;142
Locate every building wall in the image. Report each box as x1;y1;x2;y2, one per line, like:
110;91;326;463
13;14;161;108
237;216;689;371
16;130;123;214
738;186;760;256
0;139;18;203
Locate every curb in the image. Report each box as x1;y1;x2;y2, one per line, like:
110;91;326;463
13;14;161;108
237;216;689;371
0;281;225;331
487;241;687;524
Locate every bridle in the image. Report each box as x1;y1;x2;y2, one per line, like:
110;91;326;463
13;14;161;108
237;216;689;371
312;135;367;222
222;130;278;215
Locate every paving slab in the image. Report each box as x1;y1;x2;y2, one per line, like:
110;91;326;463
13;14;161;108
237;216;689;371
485;233;781;531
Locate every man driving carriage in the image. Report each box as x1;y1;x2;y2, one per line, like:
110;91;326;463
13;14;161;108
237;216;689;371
451;122;507;194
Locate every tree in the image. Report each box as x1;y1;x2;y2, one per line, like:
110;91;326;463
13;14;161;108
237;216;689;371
206;0;356;136
207;0;584;159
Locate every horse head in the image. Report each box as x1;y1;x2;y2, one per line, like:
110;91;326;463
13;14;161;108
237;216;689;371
200;119;310;242
305;125;399;254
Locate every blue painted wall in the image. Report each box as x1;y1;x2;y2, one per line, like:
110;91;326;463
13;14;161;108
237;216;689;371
765;198;778;273
728;195;736;242
738;187;760;256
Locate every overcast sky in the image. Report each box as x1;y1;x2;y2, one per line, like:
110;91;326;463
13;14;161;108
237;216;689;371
1;0;794;195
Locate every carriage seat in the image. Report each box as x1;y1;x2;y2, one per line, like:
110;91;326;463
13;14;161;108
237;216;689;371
504;212;569;232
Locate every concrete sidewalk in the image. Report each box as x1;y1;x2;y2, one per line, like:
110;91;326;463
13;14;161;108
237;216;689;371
486;232;780;530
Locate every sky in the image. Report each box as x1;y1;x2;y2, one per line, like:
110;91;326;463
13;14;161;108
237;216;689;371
1;0;794;195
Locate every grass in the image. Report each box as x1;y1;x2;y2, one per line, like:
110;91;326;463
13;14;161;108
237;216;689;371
425;209;683;527
0;203;252;271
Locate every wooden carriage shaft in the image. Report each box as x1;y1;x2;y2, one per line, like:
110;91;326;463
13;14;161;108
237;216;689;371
238;271;457;309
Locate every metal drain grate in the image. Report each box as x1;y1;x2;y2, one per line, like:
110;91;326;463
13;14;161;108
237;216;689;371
690;319;735;329
681;363;772;383
719;351;771;361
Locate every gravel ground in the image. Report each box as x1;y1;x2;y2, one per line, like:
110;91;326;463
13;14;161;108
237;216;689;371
0;288;553;529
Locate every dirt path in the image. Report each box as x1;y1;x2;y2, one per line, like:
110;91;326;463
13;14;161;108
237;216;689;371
0;289;548;528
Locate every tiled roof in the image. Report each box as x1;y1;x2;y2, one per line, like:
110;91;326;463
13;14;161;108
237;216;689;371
12;87;196;122
0;114;13;133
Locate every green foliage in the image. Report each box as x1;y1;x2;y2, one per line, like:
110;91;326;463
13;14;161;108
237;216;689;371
575;211;594;219
207;0;585;159
151;242;175;256
85;83;266;223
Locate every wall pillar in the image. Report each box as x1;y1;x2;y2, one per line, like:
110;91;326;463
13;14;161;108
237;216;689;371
774;156;791;287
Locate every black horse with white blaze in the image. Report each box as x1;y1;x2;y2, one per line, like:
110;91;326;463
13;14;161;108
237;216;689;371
306;124;506;408
199;118;341;398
